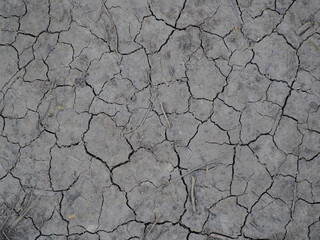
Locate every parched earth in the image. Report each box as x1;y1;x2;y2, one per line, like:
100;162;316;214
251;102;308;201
0;0;319;239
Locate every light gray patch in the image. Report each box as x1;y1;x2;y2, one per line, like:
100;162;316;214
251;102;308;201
253;33;298;83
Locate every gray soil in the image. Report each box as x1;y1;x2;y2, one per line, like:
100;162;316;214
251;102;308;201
0;0;319;239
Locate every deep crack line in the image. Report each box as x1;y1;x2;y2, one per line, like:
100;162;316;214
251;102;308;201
130;159;221;218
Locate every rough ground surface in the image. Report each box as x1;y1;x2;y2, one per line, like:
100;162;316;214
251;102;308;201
0;0;319;239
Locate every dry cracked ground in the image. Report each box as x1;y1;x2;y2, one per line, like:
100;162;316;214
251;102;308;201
0;0;320;239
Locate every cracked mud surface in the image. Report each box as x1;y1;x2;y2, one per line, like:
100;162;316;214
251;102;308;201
0;0;319;239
